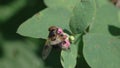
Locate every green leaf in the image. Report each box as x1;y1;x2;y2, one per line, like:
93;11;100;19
17;0;96;38
83;2;120;67
61;34;81;68
96;0;108;7
89;2;120;35
44;0;79;10
61;44;77;68
17;8;71;39
70;0;96;33
83;33;120;68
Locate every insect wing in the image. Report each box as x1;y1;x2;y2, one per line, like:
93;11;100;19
42;42;52;60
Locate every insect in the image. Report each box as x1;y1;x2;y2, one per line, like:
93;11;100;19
110;0;120;7
42;26;71;60
58;32;70;50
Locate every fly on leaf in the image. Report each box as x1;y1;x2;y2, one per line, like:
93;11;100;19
42;26;71;60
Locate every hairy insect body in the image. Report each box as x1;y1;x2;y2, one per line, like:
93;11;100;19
42;26;71;60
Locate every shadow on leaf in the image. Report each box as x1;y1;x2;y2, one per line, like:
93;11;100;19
64;29;72;35
0;0;15;5
76;36;90;68
36;38;62;68
0;45;4;58
108;25;120;36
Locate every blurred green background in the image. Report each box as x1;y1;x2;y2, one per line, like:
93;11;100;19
0;0;48;68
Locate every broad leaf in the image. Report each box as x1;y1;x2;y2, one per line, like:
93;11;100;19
61;34;81;68
83;2;120;68
44;0;79;10
89;2;120;35
17;8;71;38
70;0;96;33
83;33;120;68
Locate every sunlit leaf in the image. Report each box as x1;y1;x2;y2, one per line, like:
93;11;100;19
83;33;120;68
70;0;96;33
61;34;81;68
17;8;71;39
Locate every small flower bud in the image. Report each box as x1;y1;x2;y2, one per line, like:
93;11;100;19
69;36;75;41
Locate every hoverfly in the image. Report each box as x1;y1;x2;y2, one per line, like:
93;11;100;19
42;26;70;60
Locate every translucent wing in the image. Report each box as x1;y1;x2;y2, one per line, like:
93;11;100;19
42;40;52;60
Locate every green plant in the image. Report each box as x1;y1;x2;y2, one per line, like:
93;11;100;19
17;0;120;68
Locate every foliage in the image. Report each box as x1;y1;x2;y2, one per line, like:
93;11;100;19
0;0;120;68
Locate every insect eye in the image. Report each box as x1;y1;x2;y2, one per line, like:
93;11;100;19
48;31;56;37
